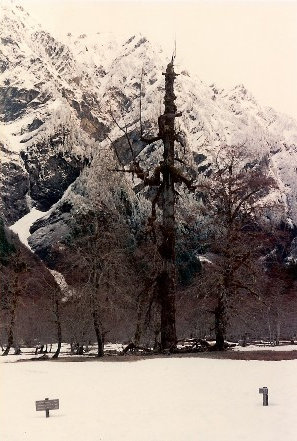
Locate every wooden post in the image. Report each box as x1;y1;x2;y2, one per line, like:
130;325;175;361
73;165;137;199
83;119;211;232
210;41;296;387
259;387;268;406
45;398;49;417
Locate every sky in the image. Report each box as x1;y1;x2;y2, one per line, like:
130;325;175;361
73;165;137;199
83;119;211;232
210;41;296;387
16;0;297;120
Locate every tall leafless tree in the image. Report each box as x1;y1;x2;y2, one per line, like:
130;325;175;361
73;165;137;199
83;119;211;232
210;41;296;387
197;146;277;349
2;251;27;355
112;59;193;350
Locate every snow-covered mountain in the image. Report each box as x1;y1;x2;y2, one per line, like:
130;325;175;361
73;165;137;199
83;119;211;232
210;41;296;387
1;0;297;268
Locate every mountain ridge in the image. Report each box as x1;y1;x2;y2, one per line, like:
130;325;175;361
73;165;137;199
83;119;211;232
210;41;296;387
1;0;297;262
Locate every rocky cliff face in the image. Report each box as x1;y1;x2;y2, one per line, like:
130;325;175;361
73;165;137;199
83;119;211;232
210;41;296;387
0;2;109;224
1;1;297;270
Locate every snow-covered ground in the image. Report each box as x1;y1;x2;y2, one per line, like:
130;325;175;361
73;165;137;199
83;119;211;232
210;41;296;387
1;355;296;441
234;343;297;352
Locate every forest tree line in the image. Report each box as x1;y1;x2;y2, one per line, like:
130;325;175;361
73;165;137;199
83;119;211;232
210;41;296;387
1;61;297;357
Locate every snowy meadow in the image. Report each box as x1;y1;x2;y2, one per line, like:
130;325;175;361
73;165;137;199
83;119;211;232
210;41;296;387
1;355;297;441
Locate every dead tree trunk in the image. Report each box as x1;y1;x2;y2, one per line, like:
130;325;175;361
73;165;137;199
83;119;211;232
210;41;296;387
156;61;178;350
112;59;192;351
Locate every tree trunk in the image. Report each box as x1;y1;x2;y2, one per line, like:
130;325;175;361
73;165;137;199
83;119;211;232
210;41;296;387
52;292;62;358
2;294;17;356
134;305;143;346
158;61;179;351
214;294;227;351
90;291;104;357
153;329;161;351
2;326;13;356
275;313;281;346
93;310;104;357
52;304;62;359
70;341;75;354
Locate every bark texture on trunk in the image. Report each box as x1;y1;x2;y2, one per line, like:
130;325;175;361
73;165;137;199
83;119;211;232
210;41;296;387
121;60;185;350
158;61;179;351
214;294;227;351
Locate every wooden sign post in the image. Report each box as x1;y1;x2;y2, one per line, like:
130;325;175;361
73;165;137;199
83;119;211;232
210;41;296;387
36;398;59;417
259;387;268;406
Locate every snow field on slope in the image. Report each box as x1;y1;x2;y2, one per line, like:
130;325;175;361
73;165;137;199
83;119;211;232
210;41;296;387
1;357;297;441
10;208;45;248
9;181;76;249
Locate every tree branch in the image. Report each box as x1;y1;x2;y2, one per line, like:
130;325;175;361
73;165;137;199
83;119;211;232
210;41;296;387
109;107;135;161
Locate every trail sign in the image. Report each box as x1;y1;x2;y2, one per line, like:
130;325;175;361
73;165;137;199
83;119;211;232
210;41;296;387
36;398;59;417
259;387;268;406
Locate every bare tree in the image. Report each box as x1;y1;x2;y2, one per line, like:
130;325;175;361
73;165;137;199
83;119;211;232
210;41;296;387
111;59;193;351
2;250;27;355
197;146;277;349
62;207;137;356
